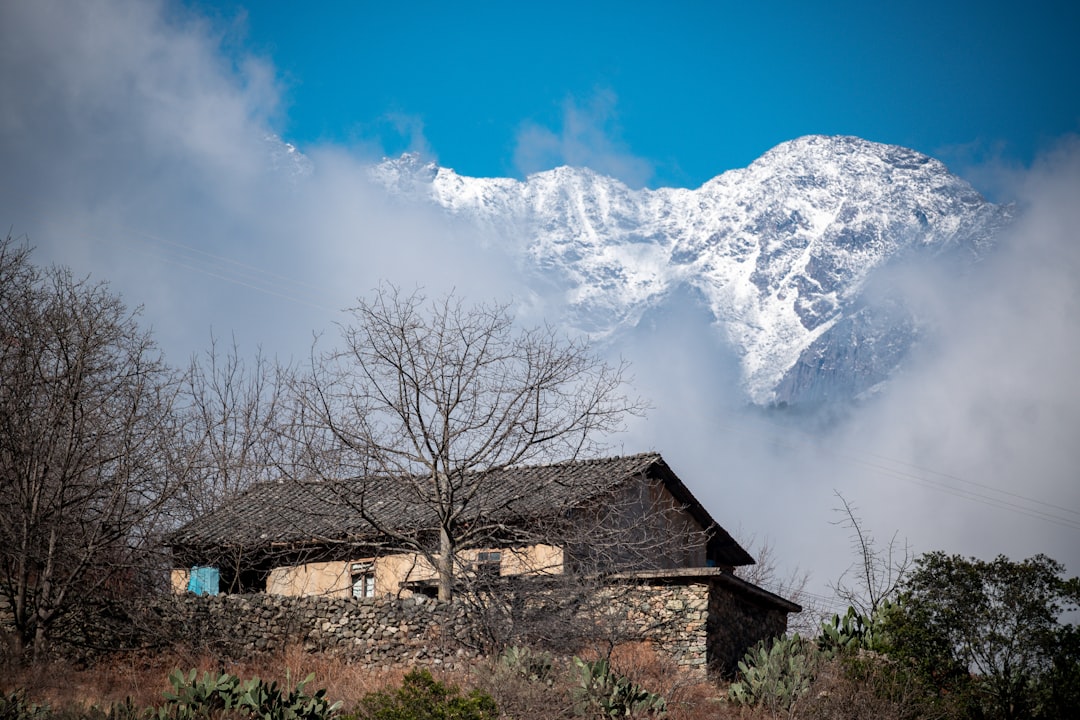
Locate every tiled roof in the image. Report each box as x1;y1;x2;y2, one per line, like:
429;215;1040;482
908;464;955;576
167;452;752;566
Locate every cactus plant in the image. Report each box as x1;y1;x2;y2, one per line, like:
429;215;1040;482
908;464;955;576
818;603;892;656
498;646;555;685
727;634;818;713
571;657;666;717
156;669;340;720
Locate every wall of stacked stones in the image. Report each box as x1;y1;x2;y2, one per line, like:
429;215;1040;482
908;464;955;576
147;593;480;671
706;586;789;674
144;580;783;677
599;582;711;672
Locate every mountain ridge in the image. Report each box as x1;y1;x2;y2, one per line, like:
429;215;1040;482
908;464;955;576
368;135;1012;406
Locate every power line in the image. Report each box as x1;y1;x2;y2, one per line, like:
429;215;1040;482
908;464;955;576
714;418;1080;532
134;233;335;313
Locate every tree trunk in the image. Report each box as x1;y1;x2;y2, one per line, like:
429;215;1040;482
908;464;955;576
438;525;454;601
31;525;59;663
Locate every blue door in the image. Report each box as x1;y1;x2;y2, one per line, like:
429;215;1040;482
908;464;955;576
187;566;220;595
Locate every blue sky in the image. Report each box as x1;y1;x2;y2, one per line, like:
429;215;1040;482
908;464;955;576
195;0;1078;191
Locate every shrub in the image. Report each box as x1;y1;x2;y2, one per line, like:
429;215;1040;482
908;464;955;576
570;657;667;717
155;669;340;720
799;653;942;720
726;634;818;714
352;669;497;720
0;689;51;720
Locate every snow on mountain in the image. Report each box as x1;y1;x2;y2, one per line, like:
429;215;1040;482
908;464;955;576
369;136;1011;406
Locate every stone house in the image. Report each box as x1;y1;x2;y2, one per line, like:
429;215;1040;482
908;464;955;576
166;453;799;673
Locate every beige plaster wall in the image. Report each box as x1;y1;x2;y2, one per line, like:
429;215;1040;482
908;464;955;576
267;560;353;597
502;544;564;575
221;543;568;599
171;568;190;594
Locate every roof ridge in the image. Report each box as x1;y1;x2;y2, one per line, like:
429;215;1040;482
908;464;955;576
525;451;661;468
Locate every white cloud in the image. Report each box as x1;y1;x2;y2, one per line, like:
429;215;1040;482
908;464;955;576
513;90;654;188
0;0;518;365
840;136;1080;566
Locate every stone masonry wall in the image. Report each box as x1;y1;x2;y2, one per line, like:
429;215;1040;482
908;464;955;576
149;593;480;671
144;579;783;678
603;583;711;672
706;583;789;676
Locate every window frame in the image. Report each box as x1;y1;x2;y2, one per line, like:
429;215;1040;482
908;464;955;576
350;561;376;599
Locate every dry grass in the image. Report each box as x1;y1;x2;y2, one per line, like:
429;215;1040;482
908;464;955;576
1;646;429;714
0;643;819;720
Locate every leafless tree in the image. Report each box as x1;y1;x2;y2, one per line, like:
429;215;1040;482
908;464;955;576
733;531;824;635
449;476;713;652
286;283;644;600
175;335;287;519
829;490;911;617
0;236;180;661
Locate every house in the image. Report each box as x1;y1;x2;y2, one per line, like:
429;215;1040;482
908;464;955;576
167;453;800;672
169;453;750;595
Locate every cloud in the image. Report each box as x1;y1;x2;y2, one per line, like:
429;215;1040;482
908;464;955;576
613;137;1080;613
840;135;1080;566
513;90;654;188
0;0;519;365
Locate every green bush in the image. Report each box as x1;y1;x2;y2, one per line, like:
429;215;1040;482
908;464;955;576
353;669;497;720
881;552;1080;720
570;657;666;717
727;634;818;714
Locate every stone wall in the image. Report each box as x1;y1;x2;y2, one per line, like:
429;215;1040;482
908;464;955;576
604;582;711;671
706;583;789;674
149;593;480;671
143;577;787;677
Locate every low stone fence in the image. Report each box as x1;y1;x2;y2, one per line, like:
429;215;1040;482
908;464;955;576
150;592;480;670
3;574;791;676
145;576;786;676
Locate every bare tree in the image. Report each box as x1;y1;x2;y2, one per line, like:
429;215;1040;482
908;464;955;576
176;335;286;518
287;284;643;600
734;532;822;635
829;490;911;617
0;236;180;661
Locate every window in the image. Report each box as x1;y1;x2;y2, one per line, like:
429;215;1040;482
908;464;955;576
475;551;502;579
351;562;375;598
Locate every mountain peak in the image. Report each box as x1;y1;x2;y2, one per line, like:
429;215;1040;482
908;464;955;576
368;136;1011;406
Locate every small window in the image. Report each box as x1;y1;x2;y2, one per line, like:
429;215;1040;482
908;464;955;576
475;551;502;579
351;562;375;598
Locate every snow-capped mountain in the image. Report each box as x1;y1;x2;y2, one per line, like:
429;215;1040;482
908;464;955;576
369;136;1011;407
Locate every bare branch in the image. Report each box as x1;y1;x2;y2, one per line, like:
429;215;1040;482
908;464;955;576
0;235;181;661
829;490;911;617
283;283;646;600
